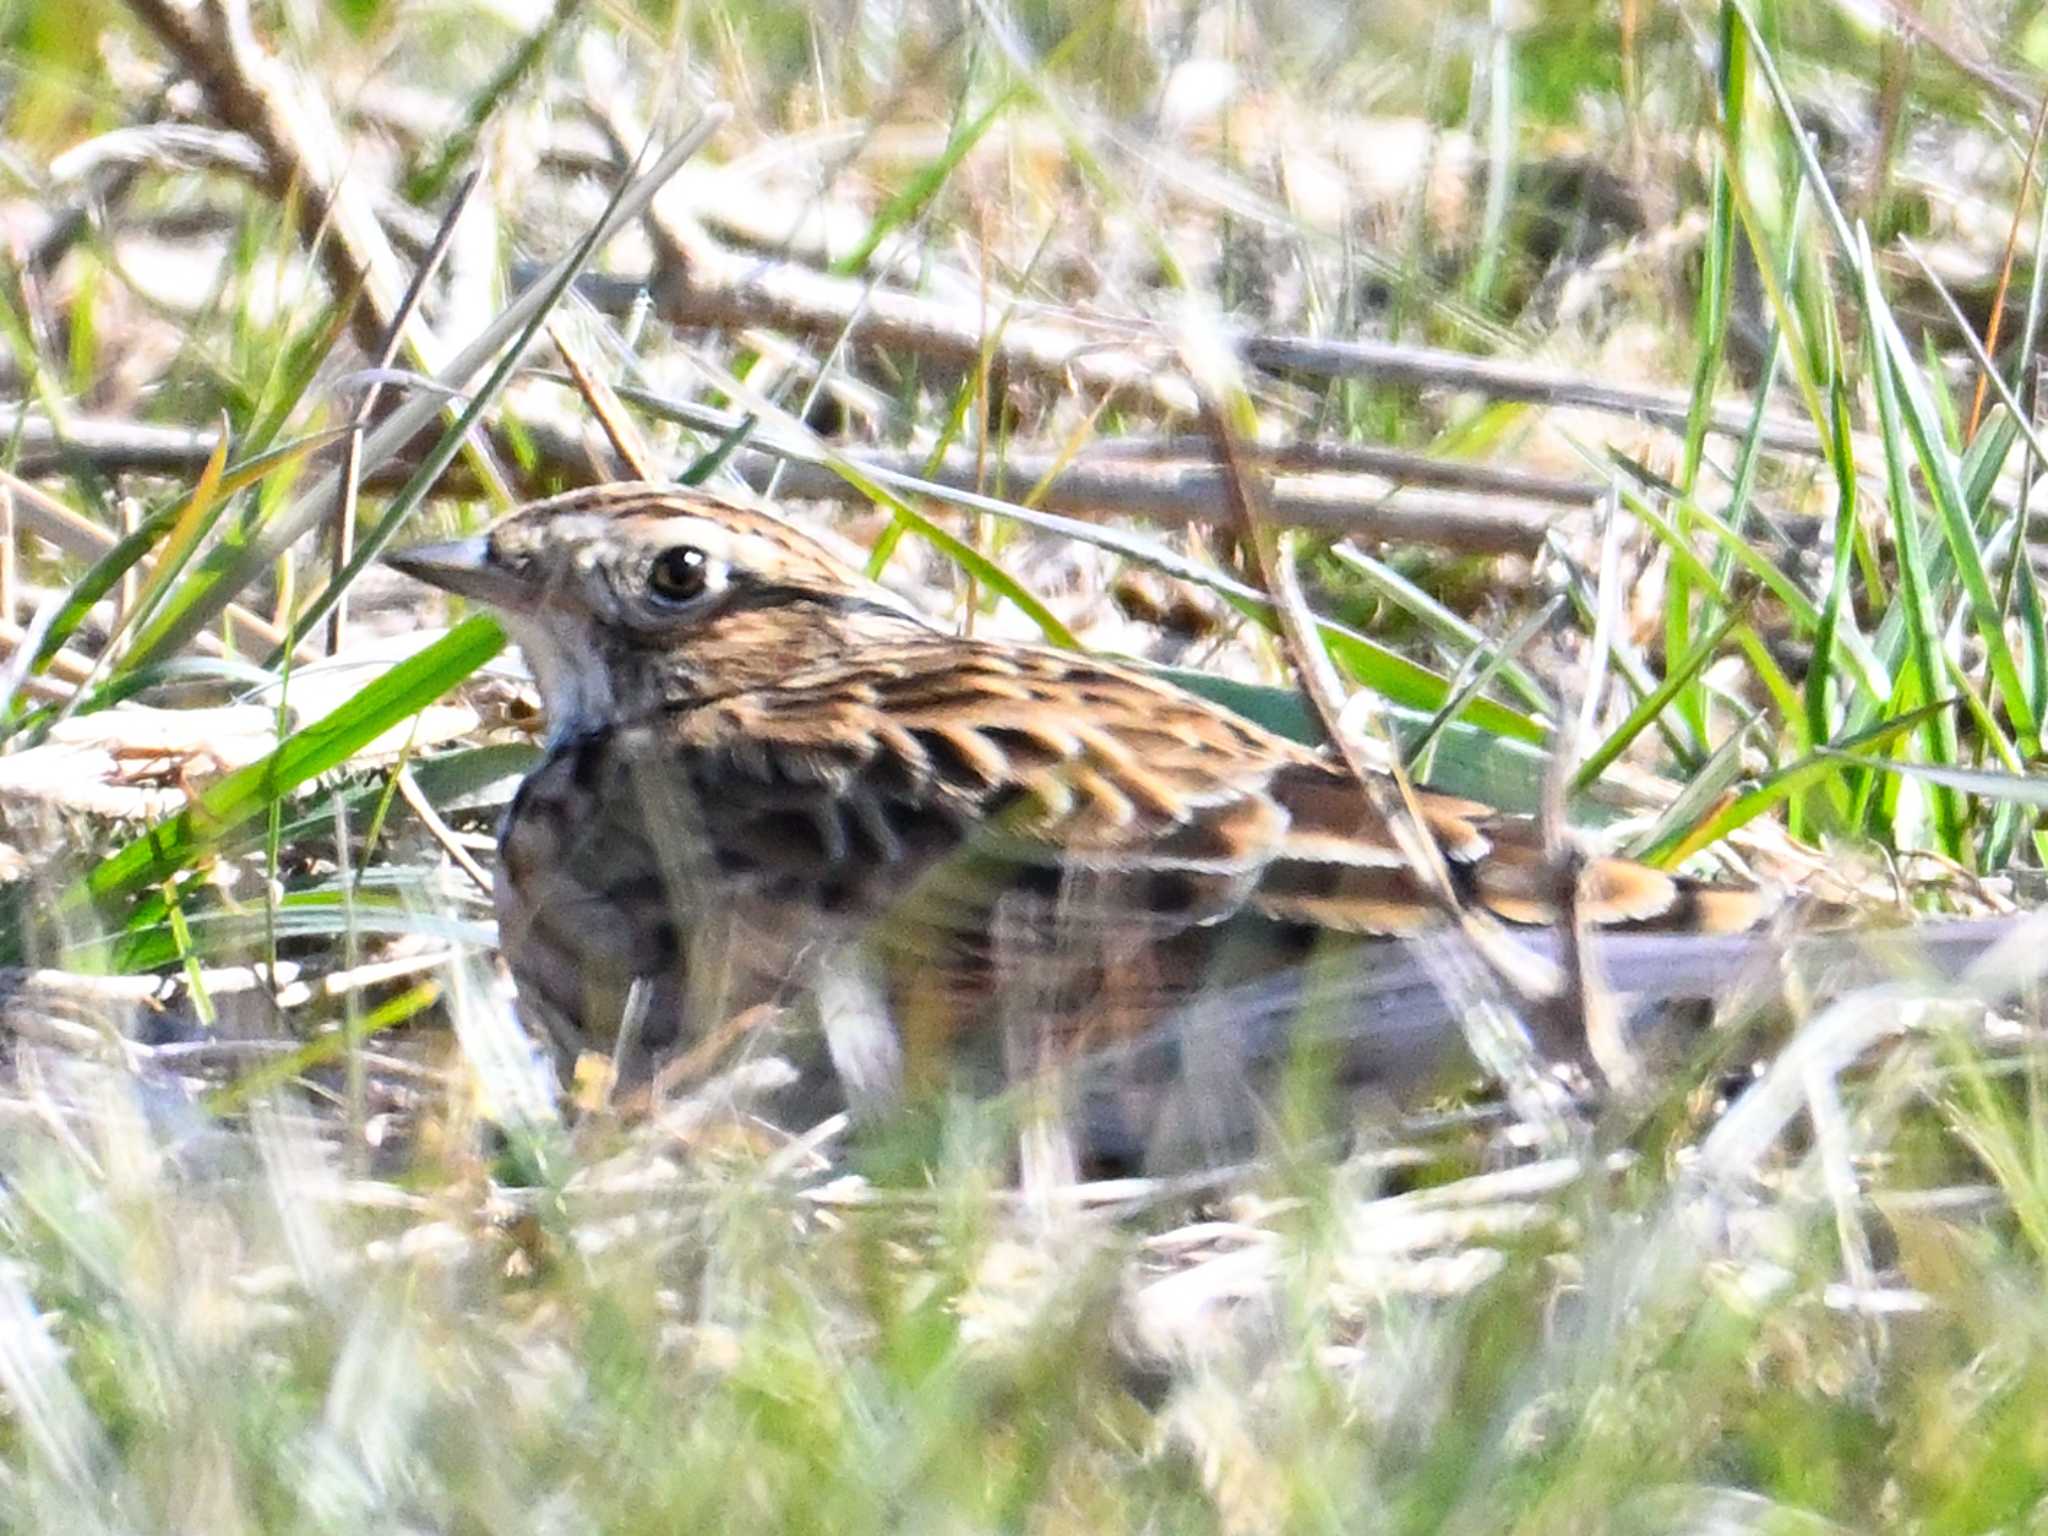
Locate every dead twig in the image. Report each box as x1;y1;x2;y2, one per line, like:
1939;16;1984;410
546;321;659;481
740;448;1562;555
526;247;1858;461
0;402;1571;556
582;96;1200;419
1077;434;1601;505
394;767;493;894
117;0;416;356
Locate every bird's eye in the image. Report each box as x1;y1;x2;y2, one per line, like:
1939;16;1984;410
647;546;710;604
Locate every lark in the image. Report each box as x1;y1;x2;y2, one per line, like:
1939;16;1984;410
390;482;1769;1152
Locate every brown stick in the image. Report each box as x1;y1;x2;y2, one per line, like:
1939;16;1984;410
581;97;1201;419
118;0;414;355
0;411;1568;555
0;469;302;659
740;450;1559;555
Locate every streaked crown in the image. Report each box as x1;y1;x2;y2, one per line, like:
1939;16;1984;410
388;482;934;739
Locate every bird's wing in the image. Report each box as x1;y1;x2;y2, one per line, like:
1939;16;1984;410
660;638;1766;944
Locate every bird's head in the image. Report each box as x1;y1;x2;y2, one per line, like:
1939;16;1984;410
388;482;933;740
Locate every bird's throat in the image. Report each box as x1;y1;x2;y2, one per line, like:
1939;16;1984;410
503;612;621;747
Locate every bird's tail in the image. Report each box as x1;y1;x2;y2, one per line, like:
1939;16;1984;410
1069;912;2048;1172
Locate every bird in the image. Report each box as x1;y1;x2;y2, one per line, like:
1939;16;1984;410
388;481;1790;1162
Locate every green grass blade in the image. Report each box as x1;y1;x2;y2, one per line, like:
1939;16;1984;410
1572;603;1747;793
1821;751;2048;810
21;431;338;687
1857;231;1968;854
1329;544;1556;716
66;615;505;917
1650;700;1954;866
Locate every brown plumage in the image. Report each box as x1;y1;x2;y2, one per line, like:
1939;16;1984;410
390;482;1770;1155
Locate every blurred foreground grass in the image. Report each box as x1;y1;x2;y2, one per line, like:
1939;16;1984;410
10;1000;2048;1534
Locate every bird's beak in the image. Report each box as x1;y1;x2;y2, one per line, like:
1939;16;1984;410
385;537;531;609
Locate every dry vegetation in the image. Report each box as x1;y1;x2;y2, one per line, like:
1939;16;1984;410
3;0;2048;1529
